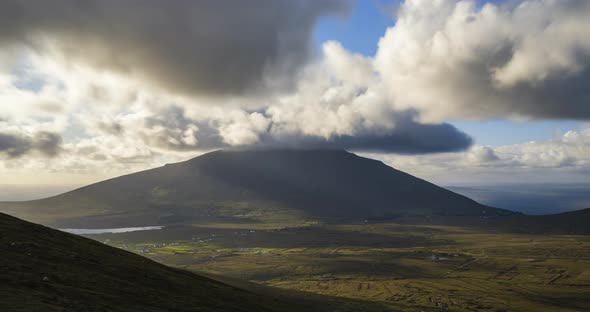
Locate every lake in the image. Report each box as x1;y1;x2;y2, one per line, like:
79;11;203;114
60;226;164;235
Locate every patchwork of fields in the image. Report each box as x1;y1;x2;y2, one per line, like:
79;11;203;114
88;222;590;312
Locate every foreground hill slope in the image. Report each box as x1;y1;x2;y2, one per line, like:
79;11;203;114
0;212;285;312
0;149;513;227
0;212;382;312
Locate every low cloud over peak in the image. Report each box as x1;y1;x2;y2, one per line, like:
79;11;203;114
251;110;473;154
111;106;472;154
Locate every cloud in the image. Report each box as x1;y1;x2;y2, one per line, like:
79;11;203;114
0;0;349;97
365;124;590;185
0;131;62;158
0;133;31;157
5;0;590;184
252;110;472;153
495;128;590;169
466;146;499;164
375;0;590;121
122;106;472;154
142;107;226;152
96;121;123;136
33;131;62;156
65;40;470;155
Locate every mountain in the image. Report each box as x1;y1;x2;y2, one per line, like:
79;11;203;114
0;212;384;312
496;207;590;234
0;149;515;228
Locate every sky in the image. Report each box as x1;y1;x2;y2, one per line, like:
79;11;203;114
1;0;590;206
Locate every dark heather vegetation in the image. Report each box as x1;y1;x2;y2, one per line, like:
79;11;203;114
0;212;385;312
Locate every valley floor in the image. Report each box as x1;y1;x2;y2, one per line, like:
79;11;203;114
87;222;590;312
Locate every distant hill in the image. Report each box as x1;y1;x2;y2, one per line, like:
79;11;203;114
0;149;514;228
0;212;384;312
392;207;590;235
502;207;590;234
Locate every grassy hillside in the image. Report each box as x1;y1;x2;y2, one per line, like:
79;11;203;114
0;149;514;228
0;212;384;312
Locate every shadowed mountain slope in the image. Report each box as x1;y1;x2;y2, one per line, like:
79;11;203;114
0;149;515;228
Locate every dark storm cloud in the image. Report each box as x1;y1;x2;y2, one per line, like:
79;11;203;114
0;0;349;96
304;122;472;154
257;111;473;154
507;66;590;119
0;131;62;158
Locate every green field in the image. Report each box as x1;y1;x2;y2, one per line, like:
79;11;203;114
87;221;590;312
